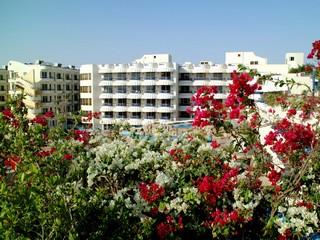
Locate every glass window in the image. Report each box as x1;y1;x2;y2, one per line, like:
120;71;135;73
41;72;48;78
103;99;113;106
145;86;155;93
145;72;155;80
146;99;155;106
132;99;141;106
117;99;127;106
161;99;171;106
131;85;141;93
160;85;170;93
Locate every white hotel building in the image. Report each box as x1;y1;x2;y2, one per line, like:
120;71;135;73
80;52;309;130
8;60;80;126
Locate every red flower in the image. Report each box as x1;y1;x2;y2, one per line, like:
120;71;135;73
139;182;165;204
63;154;73;160
4;155;21;171
2;108;14;120
287;108;296;118
32;115;48;126
211;140;220;149
74;130;90;144
44;111;54;118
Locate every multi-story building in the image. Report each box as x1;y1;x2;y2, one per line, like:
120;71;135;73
8;60;80;127
80;51;311;130
80;54;178;130
0;66;9;111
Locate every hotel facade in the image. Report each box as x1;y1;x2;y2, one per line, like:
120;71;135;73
7;60;80;127
80;52;308;130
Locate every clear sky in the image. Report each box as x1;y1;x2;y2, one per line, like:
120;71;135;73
0;0;318;67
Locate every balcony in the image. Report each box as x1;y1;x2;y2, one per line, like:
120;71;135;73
192;79;209;86
113;106;127;112
112;80;127;86
141;93;157;99
142;105;157;112
128;118;142;126
99;80;113;86
156;79;174;85
100;118;114;125
127;92;142;99
141;79;156;86
127;79;140;86
100;105;113;112
157;105;175;113
99;93;113;99
127;106;142;112
156;92;174;99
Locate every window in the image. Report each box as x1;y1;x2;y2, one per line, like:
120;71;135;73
161;113;170;119
74;75;78;80
145;72;155;80
131;112;141;119
56;73;62;79
145;86;155;93
117;86;126;93
146;99;155;106
41;84;48;91
103;99;113;106
42;108;49;114
131;85;141;93
146;112;155;119
74;84;79;91
65;74;70;80
212;73;223;80
160;72;171;80
117;99;127;106
80;98;92;105
161;99;171;107
179;86;191;93
0;85;5;91
103;112;113;118
80;73;91;80
179;73;191;80
102;86;112;93
74;94;79;101
290;57;295;61
49;72;53;78
195;73;206;80
0;96;5;101
250;61;259;65
0;75;3;80
179;111;191;118
80;86;92;93
179;98;190;106
117;73;126;80
41;72;48;78
57;84;62;91
42;96;51;103
66;84;71;91
132;99;141;106
102;73;112;80
160;85;170;93
117;112;127;118
130;72;140;80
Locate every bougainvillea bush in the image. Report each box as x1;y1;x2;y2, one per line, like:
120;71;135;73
0;41;319;239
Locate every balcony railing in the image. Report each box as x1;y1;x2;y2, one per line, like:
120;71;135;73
160;90;171;93
159;77;171;80
132;103;141;106
117;103;127;106
146;116;156;119
145;104;156;107
102;103;113;106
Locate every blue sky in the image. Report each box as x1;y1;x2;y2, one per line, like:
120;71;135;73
0;0;318;67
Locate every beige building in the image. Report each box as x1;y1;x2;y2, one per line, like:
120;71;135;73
0;66;8;111
8;60;80;127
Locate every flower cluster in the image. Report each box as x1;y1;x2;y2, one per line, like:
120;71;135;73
73;130;90;144
264;118;315;156
4;155;21;171
84;111;101;121
31;111;54;126
1;108;19;128
156;215;183;239
307;40;320;60
139;182;165;204
198;166;238;206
